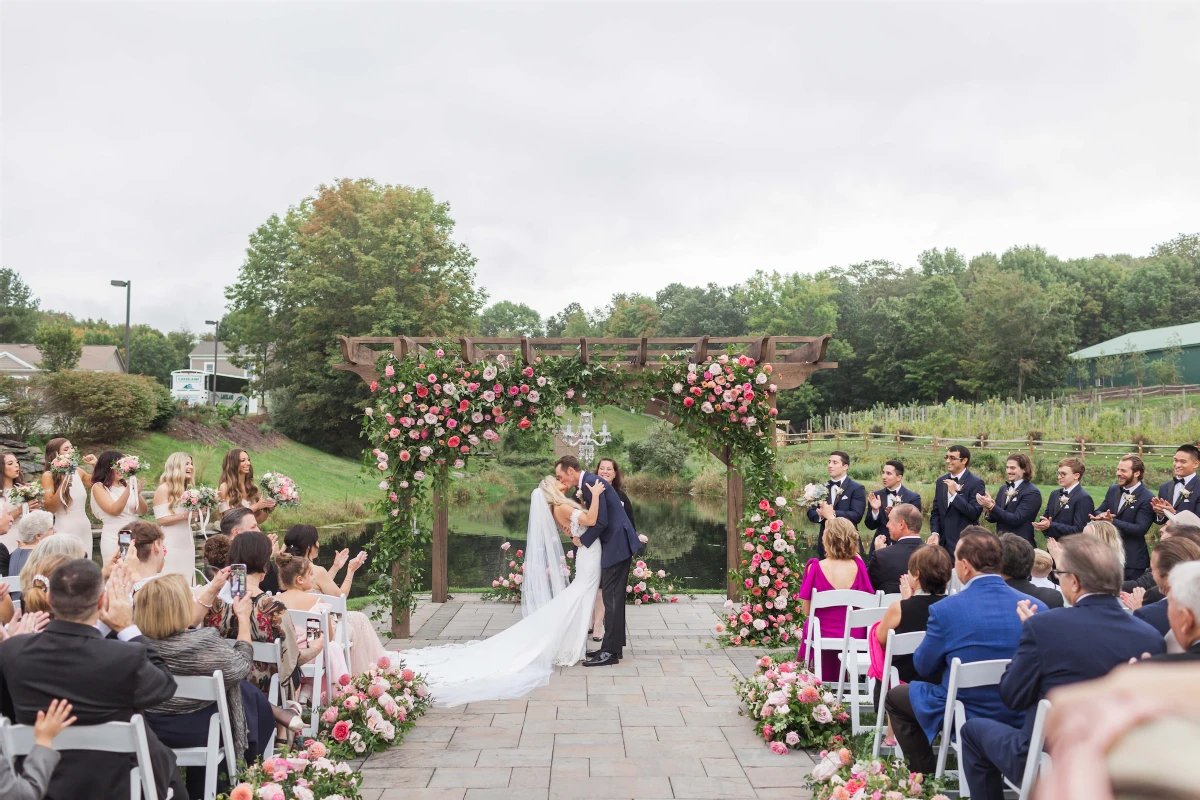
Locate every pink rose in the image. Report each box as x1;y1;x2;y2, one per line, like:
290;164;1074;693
321;706;339;723
331;720;351;742
769;741;788;755
306;740;327;759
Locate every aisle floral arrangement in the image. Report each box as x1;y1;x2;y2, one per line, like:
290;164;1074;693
219;741;362;800
807;748;949;800
261;472;302;507
625;554;682;604
481;541;526;601
317;656;432;759
733;655;850;752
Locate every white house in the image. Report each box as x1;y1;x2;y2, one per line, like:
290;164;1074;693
0;344;126;378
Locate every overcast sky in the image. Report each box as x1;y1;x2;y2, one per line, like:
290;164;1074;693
3;2;1198;335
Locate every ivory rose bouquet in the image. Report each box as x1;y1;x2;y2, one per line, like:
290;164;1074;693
732;656;850;751
317;656;431;759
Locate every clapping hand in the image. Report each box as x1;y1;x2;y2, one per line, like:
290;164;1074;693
1046;537;1063;563
1016;599;1038;622
1090;510;1115;522
976;491;994;510
1120;587;1146;611
1032;517;1051;532
347;551;368;572
899;573;916;600
267;533;281;557
867;493;882;512
99;571;134;634
33;699;76;748
1150;497;1175;516
874;534;887;551
332;548;351;572
1;608;51;640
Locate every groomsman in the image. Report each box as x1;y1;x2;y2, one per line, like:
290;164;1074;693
1091;454;1156;580
807;451;866;558
979;453;1043;545
1150;444;1200;523
929;445;985;554
1032;458;1094;540
865;460;922;554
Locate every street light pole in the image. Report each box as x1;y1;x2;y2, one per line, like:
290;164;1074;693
205;319;220;406
110;280;131;372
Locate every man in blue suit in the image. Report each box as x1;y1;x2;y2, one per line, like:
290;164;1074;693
1151;444;1200;524
555;455;642;667
865;460;922;554
1032;458;1094;541
928;445;985;555
960;537;1165;799
980;453;1042;545
807;451;866;558
1091;454;1157;580
884;530;1048;774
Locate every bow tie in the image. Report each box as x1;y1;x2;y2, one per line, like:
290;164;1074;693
889;489;900;497
1005;481;1016;490
1060;489;1071;498
1175;477;1188;484
829;480;842;488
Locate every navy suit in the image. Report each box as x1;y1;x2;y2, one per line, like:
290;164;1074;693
1095;483;1156;576
867;535;923;595
806;477;866;558
864;485;922;553
985;481;1043;545
961;596;1165;800
1041;485;1094;540
1156;474;1200;523
1134;597;1170;636
577;472;641;658
928;470;985;554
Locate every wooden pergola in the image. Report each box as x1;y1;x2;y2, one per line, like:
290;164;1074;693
337;334;836;636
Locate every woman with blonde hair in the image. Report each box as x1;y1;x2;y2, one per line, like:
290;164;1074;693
798;517;874;680
1083;519;1126;573
40;437;97;557
153;452;199;583
217;448;274;524
19;551;76;615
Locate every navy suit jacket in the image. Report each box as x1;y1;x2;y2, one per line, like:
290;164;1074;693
1095;483;1156;571
1134;597;1170;636
864;485;923;550
986;481;1043;544
1042;485;1094;540
910;575;1048;741
999;595;1165;735
1157;474;1200;523
929;470;985;553
867;535;923;595
807;477;866;558
576;472;642;569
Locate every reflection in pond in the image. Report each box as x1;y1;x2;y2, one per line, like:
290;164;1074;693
310;488;822;600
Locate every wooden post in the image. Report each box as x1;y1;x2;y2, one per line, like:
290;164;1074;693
807;428;813;450
1028;434;1035;460
836;430;841;449
390;561;410;639
431;489;449;604
1079;439;1086;458
897;431;902;454
1138;440;1144;458
932;435;938;453
726;452;742;602
864;431;869;451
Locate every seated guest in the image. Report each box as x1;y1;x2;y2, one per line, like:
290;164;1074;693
960;536;1165;800
1029;549;1058;591
884;531;1048;774
1091;454;1156;580
864;460;922;552
874;544;952;685
0;560;186;800
1122;520;1200;597
1000;533;1064;609
1032;458;1094;541
283;524;368;598
125;520;167;591
7;510;56;582
798;517;873;681
136;574;282;799
1130;537;1200;636
202;533;231;578
275;553;351;681
18;552;77;616
868;502;925;594
0;698;75;800
220;508;280;593
1150;561;1200;661
980;454;1042;545
1082;519;1126;576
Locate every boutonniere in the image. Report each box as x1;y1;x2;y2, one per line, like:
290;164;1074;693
1183;488;1193;501
1122;492;1137;507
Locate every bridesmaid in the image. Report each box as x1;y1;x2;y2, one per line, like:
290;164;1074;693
40;438;98;559
1;451;40;524
217;449;275;524
154;452;199;584
90;450;148;563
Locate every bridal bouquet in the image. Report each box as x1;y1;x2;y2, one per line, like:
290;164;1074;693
114;455;150;480
179;485;220;533
732;656;850;752
317;655;431;759
481;542;525;602
800;483;829;508
808;748;949;800
261;472;301;507
5;484;44;507
219;741;362;800
49;453;78;476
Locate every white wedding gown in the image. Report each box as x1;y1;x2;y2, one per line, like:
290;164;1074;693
400;493;602;707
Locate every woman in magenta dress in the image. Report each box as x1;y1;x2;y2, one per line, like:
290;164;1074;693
798;517;874;681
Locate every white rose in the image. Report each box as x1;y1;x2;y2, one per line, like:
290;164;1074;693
772;538;786;552
354;741;367;753
756;372;768;384
365;407;373;417
379;481;389;490
773;596;787;610
739;627;750;637
472;412;484;423
744;416;757;426
482;366;497;380
775;496;787;507
722;390;734;403
537;376;547;387
483;390;496;402
423;413;438;425
758;575;770;587
672;382;683;394
293;786;315;800
812;704;833;724
687;363;697;373
811;754;841;782
753;618;767;631
528;390;540;402
701;401;714;413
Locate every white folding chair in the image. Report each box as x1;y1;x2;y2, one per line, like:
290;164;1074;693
170;670;237;800
871;629;927;757
1005;698;1052;800
313;592;352;663
1;714;158;800
1;575;19;592
835;605;890;733
288;608;332;737
802;589;878;682
876;591;902;607
934;657;1012;797
193;568;209;586
251;639;284;759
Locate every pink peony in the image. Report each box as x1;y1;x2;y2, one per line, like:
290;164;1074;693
230;785;254;800
377;655;392;669
306;740;327;759
401;669;415;682
331;720;351;742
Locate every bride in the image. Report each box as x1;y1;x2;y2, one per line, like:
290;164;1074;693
400;475;606;707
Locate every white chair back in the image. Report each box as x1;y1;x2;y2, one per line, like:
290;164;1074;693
802;588;879;682
312;592;352;657
1;714;157;800
288;607;333;737
871;629;926;757
1006;698;1052;800
171;670;237;800
250;639;284;759
876;592;902;607
0;575;19;591
935;657;1012;795
835;605;892;733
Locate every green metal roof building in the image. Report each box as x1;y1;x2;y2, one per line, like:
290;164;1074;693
1070;321;1200;386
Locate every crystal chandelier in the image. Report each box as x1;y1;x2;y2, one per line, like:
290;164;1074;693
561;410;611;468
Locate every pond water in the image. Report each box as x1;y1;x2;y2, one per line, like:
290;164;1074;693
309;488;823;600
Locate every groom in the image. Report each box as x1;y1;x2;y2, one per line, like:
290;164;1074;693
555;455;642;667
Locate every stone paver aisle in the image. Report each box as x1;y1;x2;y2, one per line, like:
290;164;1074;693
355;595;813;800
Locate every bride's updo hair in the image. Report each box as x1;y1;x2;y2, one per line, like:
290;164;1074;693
539;476;581;510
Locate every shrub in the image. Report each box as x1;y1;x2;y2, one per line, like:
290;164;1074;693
0;375;43;441
145;380;179;431
849;465;876;482
43;370;159;443
627;421;690;477
897;426;915;442
869;424;883;434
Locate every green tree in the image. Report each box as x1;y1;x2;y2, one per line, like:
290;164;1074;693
0;268;40;343
654;283;747;337
129;327;184;386
1094;352;1121;388
1122;342;1147;389
478;301;544;337
604;293;660;338
225;178;487;455
167;330;197;369
33;322;82;372
742;270;839;337
864;275;967;403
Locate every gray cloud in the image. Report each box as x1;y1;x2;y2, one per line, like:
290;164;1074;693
3;2;1197;332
